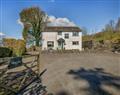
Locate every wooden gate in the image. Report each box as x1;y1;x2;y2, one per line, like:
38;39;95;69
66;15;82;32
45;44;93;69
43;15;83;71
0;54;47;95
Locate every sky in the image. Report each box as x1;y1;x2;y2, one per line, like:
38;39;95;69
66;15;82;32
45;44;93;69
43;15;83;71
0;0;119;39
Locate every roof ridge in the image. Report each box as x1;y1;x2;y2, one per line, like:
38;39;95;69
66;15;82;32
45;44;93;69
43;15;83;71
44;26;81;32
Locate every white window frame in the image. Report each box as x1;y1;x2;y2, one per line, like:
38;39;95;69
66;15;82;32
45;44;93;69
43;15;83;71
47;41;54;48
72;41;79;45
64;33;69;39
58;31;62;35
73;32;79;36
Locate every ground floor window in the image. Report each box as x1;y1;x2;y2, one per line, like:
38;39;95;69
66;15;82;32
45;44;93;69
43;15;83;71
72;41;79;45
47;41;54;48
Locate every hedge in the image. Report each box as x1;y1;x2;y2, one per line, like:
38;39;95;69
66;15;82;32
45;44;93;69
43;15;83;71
3;38;26;57
0;47;12;58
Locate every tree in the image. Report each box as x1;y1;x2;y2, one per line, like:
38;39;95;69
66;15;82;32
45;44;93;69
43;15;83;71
20;7;48;46
104;20;115;32
20;7;48;73
115;18;120;32
82;27;88;36
22;24;30;41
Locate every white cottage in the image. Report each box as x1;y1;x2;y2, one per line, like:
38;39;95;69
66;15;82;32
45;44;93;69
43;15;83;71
42;26;82;50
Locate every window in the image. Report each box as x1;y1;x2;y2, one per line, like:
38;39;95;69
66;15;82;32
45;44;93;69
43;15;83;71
47;41;54;48
64;33;69;39
72;41;79;45
73;32;79;36
58;31;62;35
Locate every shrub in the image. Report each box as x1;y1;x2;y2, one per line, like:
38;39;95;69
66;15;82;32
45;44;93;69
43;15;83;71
0;47;12;58
13;39;26;56
3;38;26;57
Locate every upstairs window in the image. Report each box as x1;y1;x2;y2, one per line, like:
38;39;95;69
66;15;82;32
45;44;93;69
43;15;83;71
73;32;79;36
58;31;62;35
72;41;79;45
64;33;69;39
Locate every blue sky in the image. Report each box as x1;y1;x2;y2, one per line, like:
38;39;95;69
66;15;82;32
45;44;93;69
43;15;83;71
0;0;119;39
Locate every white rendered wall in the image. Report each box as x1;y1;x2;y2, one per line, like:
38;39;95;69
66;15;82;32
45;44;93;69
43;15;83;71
62;32;82;50
42;32;82;51
42;32;58;50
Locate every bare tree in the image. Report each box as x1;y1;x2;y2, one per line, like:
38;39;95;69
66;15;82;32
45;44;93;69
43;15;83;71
82;27;88;36
115;18;120;32
104;20;115;32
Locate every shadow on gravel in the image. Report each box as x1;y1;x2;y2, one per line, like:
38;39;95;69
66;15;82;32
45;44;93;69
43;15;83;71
55;90;71;95
67;68;120;95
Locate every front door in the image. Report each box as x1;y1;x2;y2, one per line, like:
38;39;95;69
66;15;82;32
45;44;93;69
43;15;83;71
58;38;65;50
58;41;64;50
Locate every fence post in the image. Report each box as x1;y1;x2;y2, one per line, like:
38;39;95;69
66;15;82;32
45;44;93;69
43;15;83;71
37;47;42;74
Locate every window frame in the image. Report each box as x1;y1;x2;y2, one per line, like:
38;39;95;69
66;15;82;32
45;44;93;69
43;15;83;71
72;32;79;36
64;33;69;39
58;31;62;35
72;41;79;45
47;41;54;47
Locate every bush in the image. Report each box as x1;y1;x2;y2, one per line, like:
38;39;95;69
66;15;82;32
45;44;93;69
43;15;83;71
0;47;12;58
3;38;26;57
13;39;26;56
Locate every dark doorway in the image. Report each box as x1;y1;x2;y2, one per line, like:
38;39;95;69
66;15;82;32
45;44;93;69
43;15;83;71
57;38;65;50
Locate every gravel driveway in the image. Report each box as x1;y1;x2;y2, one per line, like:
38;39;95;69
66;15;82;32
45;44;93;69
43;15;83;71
40;52;120;95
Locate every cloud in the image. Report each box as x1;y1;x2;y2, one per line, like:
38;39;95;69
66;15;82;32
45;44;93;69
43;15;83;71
48;15;76;26
17;19;23;26
17;15;76;27
0;32;5;36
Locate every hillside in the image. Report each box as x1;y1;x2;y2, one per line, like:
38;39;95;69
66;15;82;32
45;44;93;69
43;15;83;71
83;31;120;43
